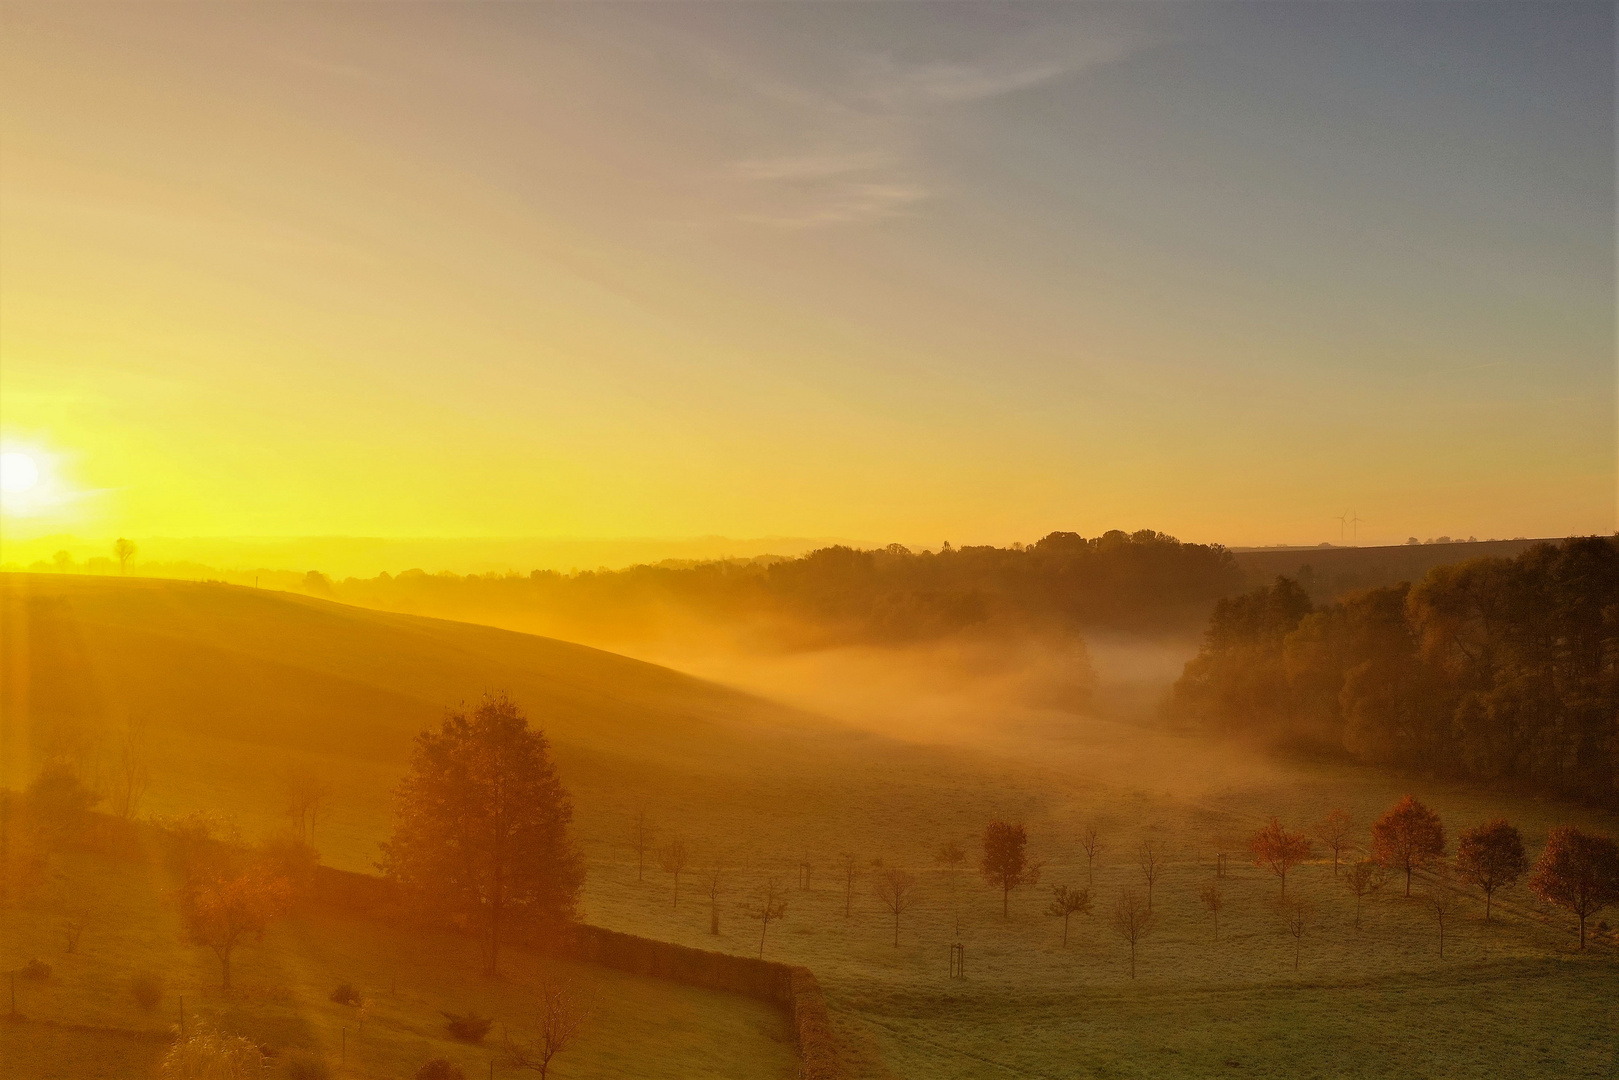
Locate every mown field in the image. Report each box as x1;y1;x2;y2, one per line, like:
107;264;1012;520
4;574;1617;1078
0;846;797;1079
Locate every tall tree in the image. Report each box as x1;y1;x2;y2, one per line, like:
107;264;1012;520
1454;819;1527;921
1528;825;1619;949
1371;796;1445;897
873;868;917;947
380;694;584;975
1249;817;1311;897
980;821;1041;917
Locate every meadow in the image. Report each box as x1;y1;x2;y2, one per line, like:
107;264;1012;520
4;574;1616;1078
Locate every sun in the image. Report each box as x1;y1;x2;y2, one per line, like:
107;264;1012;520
0;451;39;494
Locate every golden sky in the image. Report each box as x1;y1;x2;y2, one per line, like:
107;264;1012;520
2;4;1613;551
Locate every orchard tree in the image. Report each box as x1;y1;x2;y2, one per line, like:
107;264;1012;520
1528;825;1619;949
980;821;1041;917
1344;859;1386;929
1046;884;1092;946
380;694;585;975
1371;796;1445;897
628;804;655;883
839;852;863;918
180;868;291;989
1316;809;1353;875
1455;819;1528;921
1249;817;1310;897
1280;897;1312;971
1198;882;1224;940
659;836;690;908
873;868;917;947
1080;825;1102;886
1428;871;1459;959
1110;889;1155;979
744;875;789;958
1138;840;1161;911
706;864;725;935
505;977;594;1079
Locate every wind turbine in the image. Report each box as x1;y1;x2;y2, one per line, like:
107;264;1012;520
1335;512;1350;544
1349;511;1363;544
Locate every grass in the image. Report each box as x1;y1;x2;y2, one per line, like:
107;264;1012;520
5;574;1618;1078
1;849;798;1079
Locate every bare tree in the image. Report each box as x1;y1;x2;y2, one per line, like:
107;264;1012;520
1046;884;1092;946
1198;882;1224;941
280;765;330;848
1110;889;1155;979
1280;897;1313;971
838;852;863;918
935;841;966;931
629;804;656;883
743;875;789;959
505;976;595;1079
1316;808;1353;876
62;909;91;953
873;868;917;947
1080;825;1102;886
658;836;690;908
1138;840;1161;911
1343;859;1387;929
114;537;136;575
1428;866;1459;959
706;864;724;935
112;718;151;821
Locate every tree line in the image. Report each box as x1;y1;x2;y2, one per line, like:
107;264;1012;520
1171;537;1619;806
320;529;1243;646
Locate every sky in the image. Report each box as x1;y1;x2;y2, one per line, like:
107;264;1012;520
1;2;1613;554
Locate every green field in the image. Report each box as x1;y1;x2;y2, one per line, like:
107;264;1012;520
4;574;1617;1079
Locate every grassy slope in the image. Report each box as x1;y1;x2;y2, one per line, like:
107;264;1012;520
0;849;797;1080
4;574;1617;1079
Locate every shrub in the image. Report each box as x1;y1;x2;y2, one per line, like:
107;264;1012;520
441;1011;492;1043
416;1060;465;1080
329;982;362;1006
131;970;164;1011
159;1028;262;1079
19;958;51;980
284;1051;332;1080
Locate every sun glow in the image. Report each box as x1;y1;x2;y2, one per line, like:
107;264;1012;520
1;451;40;494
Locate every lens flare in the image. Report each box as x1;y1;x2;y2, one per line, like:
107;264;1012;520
0;451;39;493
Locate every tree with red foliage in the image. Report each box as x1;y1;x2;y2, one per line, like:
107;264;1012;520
180;868;291;989
1455;819;1527;921
1249;817;1311;897
1528;826;1619;949
1371;796;1444;897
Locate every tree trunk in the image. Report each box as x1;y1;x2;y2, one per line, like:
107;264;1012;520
220;951;231;990
1404;863;1412;897
1062;915;1069;946
758;916;769;959
1002;886;1009;918
893;911;899;947
673;873;679;909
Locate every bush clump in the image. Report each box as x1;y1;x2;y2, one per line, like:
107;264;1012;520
131;970;164;1011
441;1011;492;1043
415;1061;464;1080
329;982;362;1006
19;958;51;981
284;1050;332;1080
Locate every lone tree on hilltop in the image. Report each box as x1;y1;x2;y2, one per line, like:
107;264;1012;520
179;867;291;989
1250;817;1310;897
839;852;864;918
873;868;917;947
1528;825;1619;949
744;875;789;959
659;836;690;908
1344;859;1387;929
1047;884;1092;946
1080;825;1102;886
1110;889;1155;979
1455;819;1528;921
1371;796;1445;897
381;693;584;976
981;821;1042;917
1316;809;1354;876
1198;882;1224;941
